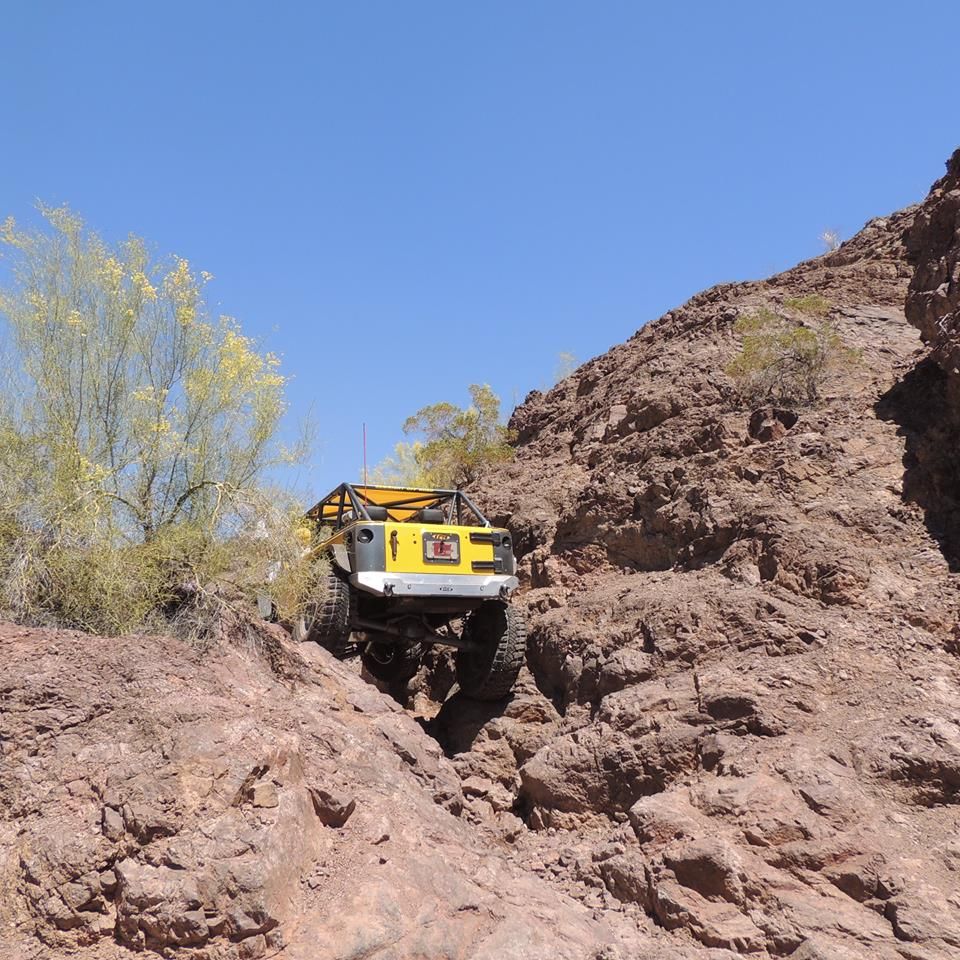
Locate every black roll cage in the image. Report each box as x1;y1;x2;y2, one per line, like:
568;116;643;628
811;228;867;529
305;483;492;531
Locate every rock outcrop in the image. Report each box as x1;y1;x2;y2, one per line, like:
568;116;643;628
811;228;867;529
906;148;960;377
464;156;960;957
0;623;647;960
897;147;960;564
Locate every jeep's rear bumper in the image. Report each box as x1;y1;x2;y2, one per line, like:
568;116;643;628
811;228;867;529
351;571;519;599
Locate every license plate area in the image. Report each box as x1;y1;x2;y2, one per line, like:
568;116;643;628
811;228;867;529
422;532;460;564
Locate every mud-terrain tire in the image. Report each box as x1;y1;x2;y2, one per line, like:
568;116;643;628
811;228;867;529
361;639;423;684
456;601;526;700
293;571;352;658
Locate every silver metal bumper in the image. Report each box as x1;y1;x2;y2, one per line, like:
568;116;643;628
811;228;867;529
351;571;519;599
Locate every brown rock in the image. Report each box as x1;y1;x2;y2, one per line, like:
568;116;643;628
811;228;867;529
467;150;960;960
308;786;356;827
596;648;656;697
102;805;124;840
252;781;279;808
651;878;766;953
599;857;651;910
906;148;960;376
748;407;799;443
114;859;208;948
1;623;628;959
660;839;745;904
885;883;960;949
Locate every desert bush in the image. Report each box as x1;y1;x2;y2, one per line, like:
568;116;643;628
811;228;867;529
783;294;832;317
0;470;317;638
726;307;857;405
0;206;310;635
553;351;578;384
374;384;514;488
370;440;429;487
820;229;841;252
163;491;326;649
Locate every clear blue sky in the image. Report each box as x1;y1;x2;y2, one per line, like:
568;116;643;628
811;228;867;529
2;1;957;499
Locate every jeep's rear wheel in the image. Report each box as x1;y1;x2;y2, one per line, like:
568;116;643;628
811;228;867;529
456;601;526;700
361;638;423;684
293;571;352;658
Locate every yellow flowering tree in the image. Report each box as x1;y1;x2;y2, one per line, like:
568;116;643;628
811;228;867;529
0;206;306;632
0;205;296;539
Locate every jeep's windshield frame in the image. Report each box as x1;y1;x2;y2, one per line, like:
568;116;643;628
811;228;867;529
306;483;492;530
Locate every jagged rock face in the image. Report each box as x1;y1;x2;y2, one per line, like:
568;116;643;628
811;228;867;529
465;194;960;956
896;149;960;564
0;624;639;960
906;148;960;375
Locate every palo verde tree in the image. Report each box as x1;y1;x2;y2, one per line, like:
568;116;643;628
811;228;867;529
374;384;514;488
0;206;307;633
725;304;858;406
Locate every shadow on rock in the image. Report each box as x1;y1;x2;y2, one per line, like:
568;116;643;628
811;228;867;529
876;358;960;570
423;691;513;757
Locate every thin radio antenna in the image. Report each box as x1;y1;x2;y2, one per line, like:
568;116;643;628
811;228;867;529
362;422;368;488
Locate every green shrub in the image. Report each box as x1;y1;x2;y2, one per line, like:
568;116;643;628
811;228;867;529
783;294;832;317
0;486;316;639
726;307;857;405
374;384;515;488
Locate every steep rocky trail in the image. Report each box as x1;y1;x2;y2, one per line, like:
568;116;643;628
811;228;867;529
0;624;657;959
4;152;960;960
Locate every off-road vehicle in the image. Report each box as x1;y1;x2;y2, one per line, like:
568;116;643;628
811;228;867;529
292;483;526;700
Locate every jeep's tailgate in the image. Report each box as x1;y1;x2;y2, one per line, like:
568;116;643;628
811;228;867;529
384;522;497;575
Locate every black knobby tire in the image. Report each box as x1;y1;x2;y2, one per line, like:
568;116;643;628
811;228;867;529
293;571;352;658
361;638;423;684
456;601;526;700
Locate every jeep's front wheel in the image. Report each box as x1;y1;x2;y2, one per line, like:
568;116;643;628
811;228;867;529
362;638;423;684
293;571;352;658
456;601;526;700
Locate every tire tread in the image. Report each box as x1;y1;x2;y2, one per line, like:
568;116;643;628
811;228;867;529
456;601;526;700
298;571;352;658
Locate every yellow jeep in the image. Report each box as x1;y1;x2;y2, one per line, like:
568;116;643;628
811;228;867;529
296;483;525;700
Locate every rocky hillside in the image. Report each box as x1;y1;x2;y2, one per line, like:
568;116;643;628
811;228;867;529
3;151;960;960
467;153;960;958
0;624;645;960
